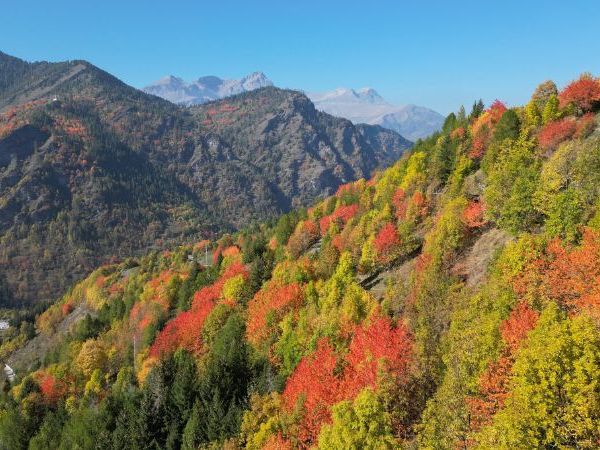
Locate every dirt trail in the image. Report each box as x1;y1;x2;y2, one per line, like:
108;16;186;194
5;303;94;377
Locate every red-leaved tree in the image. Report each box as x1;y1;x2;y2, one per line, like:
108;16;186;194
282;313;413;447
575;112;596;138
392;188;408;221
469;100;507;159
38;372;67;405
374;222;401;263
462;200;487;229
262;434;293;450
538;118;577;151
246;282;304;347
341;314;413;398
282;339;341;447
559;74;600;112
319;204;359;234
512;229;600;316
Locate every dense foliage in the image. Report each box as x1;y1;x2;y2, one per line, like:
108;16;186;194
1;73;600;449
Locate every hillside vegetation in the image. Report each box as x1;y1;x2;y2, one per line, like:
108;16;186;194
0;51;410;307
1;74;600;449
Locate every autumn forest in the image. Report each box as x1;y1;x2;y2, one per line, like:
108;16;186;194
1;68;600;449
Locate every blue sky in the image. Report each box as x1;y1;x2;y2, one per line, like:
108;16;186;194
2;0;599;114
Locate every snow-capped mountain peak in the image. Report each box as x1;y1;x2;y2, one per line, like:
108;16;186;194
355;87;387;104
240;72;272;90
143;72;273;105
310;87;388;105
307;88;443;141
155;75;185;86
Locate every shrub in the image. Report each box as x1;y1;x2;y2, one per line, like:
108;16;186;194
575;112;596;138
462;200;487;229
537;118;576;151
288;220;320;258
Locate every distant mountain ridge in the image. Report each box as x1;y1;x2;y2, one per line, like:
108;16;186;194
143;73;443;140
308;87;444;141
143;72;273;105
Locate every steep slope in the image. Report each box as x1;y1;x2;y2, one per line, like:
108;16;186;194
1;74;599;448
142;71;273;105
308;87;444;140
0;52;411;307
188;87;410;213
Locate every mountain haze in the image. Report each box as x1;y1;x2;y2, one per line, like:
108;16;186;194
308;87;445;140
143;73;443;140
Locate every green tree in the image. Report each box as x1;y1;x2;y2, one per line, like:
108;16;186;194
542;94;560;124
429;135;457;183
163;349;198;449
534;138;600;240
317;388;399;449
29;409;67;450
196;312;252;443
359;235;377;274
456;105;467;125
492;109;520;143
181;401;203;450
84;368;104;398
542;188;584;241
475;304;600;449
417;271;517;449
470;99;485;120
0;406;30;449
523;100;541;128
484;136;542;233
58;407;103;450
442;112;457;133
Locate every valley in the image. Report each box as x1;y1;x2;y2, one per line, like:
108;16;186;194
0;51;411;307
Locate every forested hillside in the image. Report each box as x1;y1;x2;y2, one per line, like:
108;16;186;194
0;51;410;307
1;74;600;449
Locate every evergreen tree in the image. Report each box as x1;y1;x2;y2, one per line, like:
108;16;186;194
442;112;457;133
29;409;66;450
181;401;203;450
492;109;520;143
470;99;485;120
196;313;251;443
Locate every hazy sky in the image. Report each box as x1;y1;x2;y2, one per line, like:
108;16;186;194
2;0;599;114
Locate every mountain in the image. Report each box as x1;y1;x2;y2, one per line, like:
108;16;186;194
142;72;273;105
2;74;599;448
0;51;411;307
308;87;445;141
143;74;442;140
